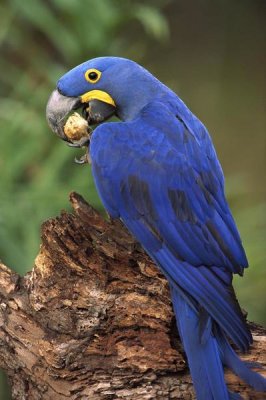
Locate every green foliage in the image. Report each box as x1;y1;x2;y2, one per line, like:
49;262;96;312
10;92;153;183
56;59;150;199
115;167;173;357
224;176;266;325
0;0;168;273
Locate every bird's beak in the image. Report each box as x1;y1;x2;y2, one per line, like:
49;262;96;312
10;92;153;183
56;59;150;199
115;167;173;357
46;90;80;141
46;89;116;142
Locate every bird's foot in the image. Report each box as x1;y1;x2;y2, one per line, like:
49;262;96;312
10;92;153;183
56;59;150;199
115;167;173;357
74;151;91;165
68;136;90;148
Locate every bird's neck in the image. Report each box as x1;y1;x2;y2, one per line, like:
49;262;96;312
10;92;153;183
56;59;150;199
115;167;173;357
115;76;177;122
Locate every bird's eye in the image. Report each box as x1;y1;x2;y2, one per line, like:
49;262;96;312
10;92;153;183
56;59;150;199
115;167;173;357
85;68;101;83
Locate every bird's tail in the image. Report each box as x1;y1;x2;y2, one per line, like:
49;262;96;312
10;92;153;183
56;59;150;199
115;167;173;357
170;286;266;400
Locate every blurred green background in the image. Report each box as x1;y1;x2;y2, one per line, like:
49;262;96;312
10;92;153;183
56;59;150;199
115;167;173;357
0;0;265;398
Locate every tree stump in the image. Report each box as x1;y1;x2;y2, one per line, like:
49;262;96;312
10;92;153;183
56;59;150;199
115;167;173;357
0;193;265;399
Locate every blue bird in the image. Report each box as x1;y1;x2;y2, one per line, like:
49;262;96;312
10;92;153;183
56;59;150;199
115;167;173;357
46;57;266;399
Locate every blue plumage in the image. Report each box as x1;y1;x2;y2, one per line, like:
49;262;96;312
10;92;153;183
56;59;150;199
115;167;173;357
57;57;266;399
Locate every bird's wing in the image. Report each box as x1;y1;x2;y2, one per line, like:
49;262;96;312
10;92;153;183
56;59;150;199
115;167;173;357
90;101;251;350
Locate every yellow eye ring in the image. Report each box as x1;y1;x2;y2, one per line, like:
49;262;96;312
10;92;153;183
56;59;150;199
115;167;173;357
84;68;101;84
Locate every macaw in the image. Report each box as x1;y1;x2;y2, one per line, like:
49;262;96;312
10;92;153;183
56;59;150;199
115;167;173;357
46;57;266;399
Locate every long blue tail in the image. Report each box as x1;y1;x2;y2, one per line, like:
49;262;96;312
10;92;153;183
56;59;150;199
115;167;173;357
170;286;266;400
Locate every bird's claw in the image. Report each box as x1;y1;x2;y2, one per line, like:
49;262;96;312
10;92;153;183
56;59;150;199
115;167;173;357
68;136;90;148
74;153;90;165
75;154;88;165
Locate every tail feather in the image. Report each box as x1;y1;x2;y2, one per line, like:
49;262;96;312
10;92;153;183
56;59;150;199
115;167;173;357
154;245;252;351
215;328;266;392
171;286;229;400
170;285;266;400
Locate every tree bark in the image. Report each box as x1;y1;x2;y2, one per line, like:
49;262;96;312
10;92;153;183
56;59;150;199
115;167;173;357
0;192;265;400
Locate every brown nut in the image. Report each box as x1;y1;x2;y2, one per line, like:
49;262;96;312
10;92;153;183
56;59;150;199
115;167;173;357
64;112;89;141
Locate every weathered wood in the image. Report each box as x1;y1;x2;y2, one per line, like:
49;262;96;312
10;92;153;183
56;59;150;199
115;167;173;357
0;193;265;399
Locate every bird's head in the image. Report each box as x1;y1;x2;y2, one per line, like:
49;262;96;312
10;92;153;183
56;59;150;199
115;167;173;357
46;56;165;141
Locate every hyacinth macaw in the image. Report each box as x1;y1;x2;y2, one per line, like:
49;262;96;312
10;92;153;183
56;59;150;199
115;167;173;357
46;57;266;399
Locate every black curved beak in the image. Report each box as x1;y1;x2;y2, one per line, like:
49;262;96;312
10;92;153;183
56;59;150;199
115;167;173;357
46;89;116;142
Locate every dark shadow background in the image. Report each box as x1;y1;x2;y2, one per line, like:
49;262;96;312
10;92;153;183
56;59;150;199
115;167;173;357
0;0;265;397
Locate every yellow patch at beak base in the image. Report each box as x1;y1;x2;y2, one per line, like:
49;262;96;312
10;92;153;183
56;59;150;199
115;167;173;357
80;90;116;107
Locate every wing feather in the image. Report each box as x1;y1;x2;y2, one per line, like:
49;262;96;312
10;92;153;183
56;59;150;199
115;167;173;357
90;101;251;350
